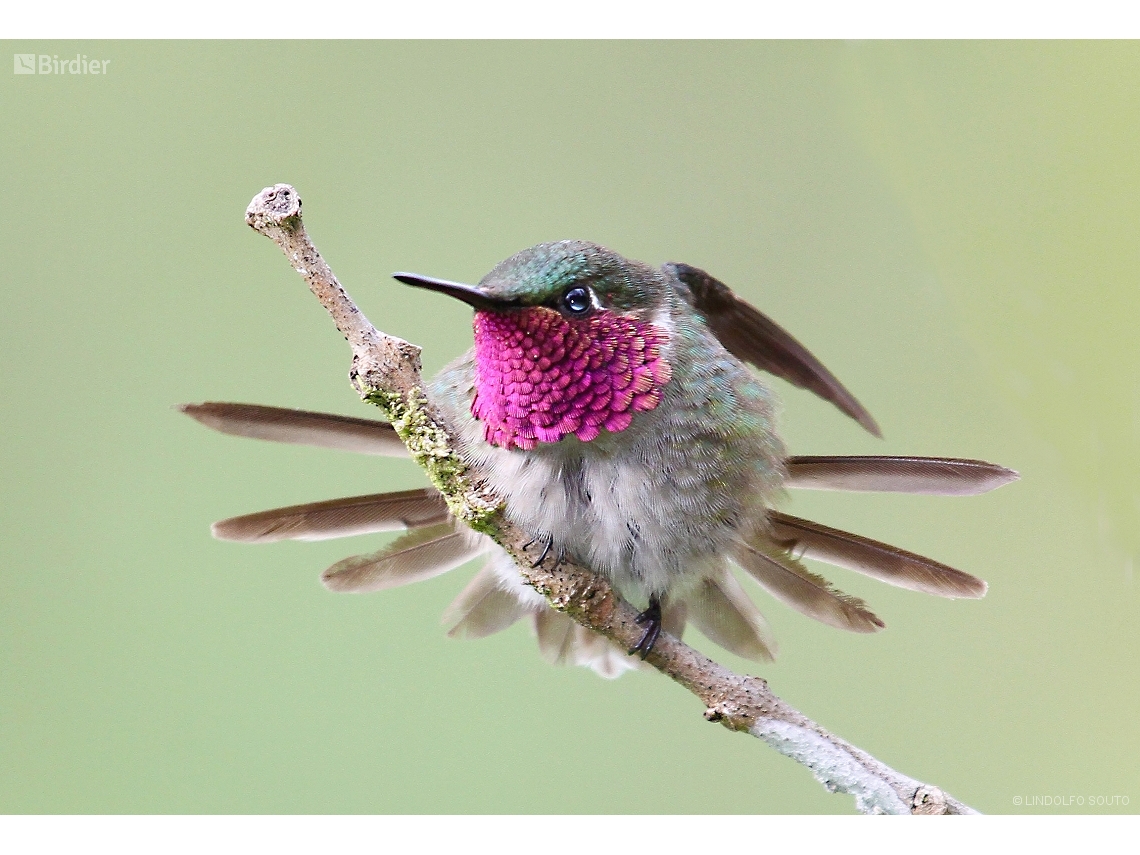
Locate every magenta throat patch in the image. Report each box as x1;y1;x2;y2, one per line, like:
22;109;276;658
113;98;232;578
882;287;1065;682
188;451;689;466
471;307;673;450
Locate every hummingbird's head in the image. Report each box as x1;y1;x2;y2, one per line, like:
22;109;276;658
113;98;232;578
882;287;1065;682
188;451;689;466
395;241;674;451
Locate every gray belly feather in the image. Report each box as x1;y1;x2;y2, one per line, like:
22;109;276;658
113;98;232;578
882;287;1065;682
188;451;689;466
430;326;784;604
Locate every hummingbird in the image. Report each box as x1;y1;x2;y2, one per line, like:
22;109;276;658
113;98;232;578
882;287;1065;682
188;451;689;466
182;240;1017;678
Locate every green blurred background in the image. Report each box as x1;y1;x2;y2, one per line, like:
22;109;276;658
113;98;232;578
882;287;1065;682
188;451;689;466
2;41;1137;814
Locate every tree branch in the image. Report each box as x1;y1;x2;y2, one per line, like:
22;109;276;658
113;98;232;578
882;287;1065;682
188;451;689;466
244;183;978;815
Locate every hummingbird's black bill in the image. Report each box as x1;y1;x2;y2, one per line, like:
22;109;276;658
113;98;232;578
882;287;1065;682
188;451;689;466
393;272;522;311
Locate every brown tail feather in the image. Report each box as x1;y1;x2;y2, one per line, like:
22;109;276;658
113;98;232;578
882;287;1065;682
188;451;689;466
444;567;532;639
769;512;986;598
211;488;449;543
179;402;408;456
321;522;483;593
685;571;777;662
733;541;884;633
785;455;1018;496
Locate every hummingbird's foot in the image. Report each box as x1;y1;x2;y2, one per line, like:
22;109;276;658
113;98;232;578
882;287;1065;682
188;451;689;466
523;532;556;568
628;596;663;659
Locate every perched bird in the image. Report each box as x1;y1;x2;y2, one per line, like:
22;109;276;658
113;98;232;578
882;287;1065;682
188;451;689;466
183;240;1017;678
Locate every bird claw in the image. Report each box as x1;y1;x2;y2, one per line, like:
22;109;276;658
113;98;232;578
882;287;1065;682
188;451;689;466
523;532;556;568
628;596;663;659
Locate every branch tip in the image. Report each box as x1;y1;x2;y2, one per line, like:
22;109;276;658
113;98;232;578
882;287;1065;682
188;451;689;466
246;183;302;234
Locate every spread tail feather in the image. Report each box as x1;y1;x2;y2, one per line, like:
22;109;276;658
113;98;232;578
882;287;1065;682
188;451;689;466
733;541;884;633
179;402;408;457
444;566;532;639
769;512;987;598
532;600;686;678
212;488;449;542
321;522;483;593
533;609;578;665
532;610;622;672
685;570;777;662
785;455;1019;495
569;624;646;678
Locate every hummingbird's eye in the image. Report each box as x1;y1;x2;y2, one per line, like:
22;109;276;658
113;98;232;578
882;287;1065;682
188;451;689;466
560;286;593;317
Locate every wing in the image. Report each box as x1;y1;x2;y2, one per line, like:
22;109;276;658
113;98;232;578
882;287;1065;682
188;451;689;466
785;455;1019;496
665;262;880;436
179;402;408;456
